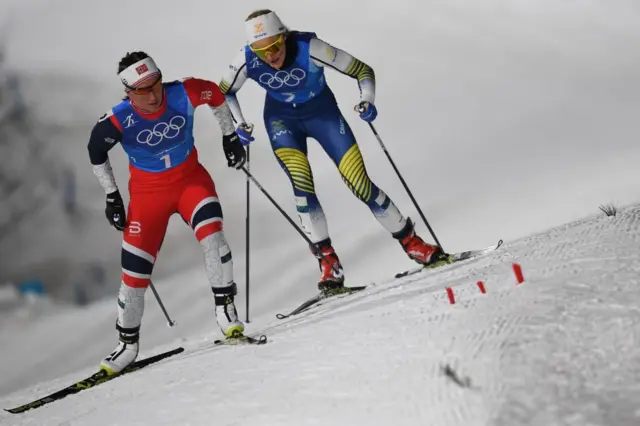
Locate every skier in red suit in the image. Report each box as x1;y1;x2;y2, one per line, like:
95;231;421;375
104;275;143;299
87;51;247;374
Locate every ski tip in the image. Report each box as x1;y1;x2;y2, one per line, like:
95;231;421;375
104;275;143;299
350;286;368;291
5;402;43;414
276;313;288;320
156;347;185;356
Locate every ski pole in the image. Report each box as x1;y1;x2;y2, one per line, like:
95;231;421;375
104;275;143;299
245;144;251;323
240;166;341;274
363;119;444;250
149;280;176;327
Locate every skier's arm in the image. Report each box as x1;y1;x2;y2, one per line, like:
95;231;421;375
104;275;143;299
309;37;375;104
183;77;246;169
183;77;236;136
87;114;122;194
218;49;250;127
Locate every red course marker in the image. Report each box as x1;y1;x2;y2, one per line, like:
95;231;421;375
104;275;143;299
513;263;524;284
477;281;487;294
446;287;455;304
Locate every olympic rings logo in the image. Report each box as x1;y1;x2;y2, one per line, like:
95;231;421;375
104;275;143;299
136;116;186;146
259;68;306;89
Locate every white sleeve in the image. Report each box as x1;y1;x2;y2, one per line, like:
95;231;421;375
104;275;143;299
219;48;250;126
92;159;118;194
210;102;236;136
309;37;376;104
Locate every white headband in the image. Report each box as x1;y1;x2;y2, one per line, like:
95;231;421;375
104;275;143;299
245;12;286;44
118;57;161;89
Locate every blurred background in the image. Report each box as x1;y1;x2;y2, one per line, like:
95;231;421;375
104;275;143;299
0;0;639;395
0;41;108;308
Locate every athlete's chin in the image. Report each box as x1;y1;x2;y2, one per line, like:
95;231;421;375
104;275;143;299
144;103;162;112
268;57;286;69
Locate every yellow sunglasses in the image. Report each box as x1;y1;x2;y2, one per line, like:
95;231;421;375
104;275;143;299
250;34;285;59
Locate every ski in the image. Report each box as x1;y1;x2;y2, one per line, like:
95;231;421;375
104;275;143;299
276;286;367;320
276;293;322;320
395;239;504;279
5;346;184;414
214;330;268;346
274;240;503;321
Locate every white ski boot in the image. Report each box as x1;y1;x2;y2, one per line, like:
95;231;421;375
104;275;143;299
100;327;139;375
213;284;244;338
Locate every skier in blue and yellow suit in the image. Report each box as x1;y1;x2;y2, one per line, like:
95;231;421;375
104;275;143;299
219;9;448;290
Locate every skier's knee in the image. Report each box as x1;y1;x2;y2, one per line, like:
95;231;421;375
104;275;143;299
338;143;373;202
190;197;223;241
275;147;315;195
121;242;156;289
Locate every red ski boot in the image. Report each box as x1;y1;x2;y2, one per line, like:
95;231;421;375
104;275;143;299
312;239;345;291
395;219;450;266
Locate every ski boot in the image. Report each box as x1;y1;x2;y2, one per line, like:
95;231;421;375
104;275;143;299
100;324;140;375
395;219;451;267
312;239;345;293
213;283;245;338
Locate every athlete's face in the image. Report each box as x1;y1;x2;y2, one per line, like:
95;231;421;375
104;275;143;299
127;76;164;112
251;34;287;69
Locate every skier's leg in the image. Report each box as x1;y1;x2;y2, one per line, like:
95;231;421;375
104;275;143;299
178;164;243;337
308;104;445;265
265;116;344;289
305;106;407;232
100;189;174;375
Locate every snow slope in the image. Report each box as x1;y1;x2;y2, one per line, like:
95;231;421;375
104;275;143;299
1;204;639;426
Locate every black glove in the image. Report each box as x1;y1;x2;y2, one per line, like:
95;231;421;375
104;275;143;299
105;190;126;231
223;132;246;169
